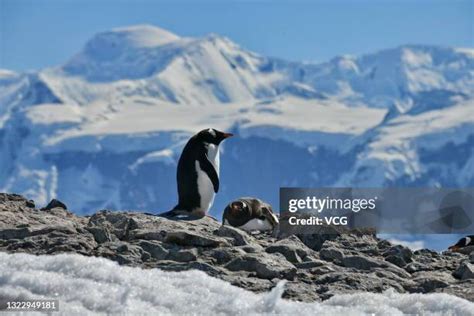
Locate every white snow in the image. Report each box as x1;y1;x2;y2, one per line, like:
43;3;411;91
25;103;83;125
0;69;18;79
108;24;180;47
337;99;474;187
455;47;474;58
0;252;473;315
33;96;384;150
130;149;176;170
386;238;426;251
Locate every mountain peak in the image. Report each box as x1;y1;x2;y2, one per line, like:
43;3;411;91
60;24;184;80
101;24;180;48
78;24;180;59
106;24;180;47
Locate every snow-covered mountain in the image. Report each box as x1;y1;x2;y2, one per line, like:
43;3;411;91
0;24;473;215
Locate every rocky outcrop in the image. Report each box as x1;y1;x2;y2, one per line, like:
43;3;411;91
0;193;473;302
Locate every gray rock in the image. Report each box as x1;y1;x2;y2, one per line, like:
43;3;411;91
383;245;413;266
167;249;198;262
294;228;340;251
267;246;302;263
87;211;136;240
315;271;389;294
414;248;439;257
0;193;35;209
377;239;392;250
87;226;114;243
97;242;146;265
0;227;31;239
238;245;263;253
384;264;412;279
385;255;407;267
405;262;430;273
225;253;296;280
453;263;474;280
266;236;312;263
282;281;322;302
208;248;246;264
434;280;474;302
343;255;383;270
410;271;455;293
41;199;67;211
138;240;169;260
1;193;473;303
215;225;252;246
320;247;344;262
373;268;415;285
295;260;327;269
164;230;229;247
310;265;337;275
220;274;273;293
156;260;223;277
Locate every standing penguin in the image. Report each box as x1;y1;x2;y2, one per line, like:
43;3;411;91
161;128;233;218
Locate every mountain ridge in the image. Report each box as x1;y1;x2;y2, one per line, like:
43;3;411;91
0;24;472;220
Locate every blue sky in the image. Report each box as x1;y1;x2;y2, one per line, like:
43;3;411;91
0;0;473;71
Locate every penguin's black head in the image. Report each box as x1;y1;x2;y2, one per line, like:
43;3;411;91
230;200;250;215
196;128;233;145
448;235;473;252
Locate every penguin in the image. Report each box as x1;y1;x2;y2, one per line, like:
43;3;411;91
161;128;233;218
448;235;474;254
222;197;279;232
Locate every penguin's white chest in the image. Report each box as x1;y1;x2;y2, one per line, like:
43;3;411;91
207;143;220;172
237;218;274;232
195;144;219;214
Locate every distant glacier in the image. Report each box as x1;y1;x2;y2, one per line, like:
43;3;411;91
0;24;472;218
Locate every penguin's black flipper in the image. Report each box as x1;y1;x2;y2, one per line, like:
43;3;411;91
200;157;219;193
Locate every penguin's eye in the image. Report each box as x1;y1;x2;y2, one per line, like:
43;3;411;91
231;201;244;210
259;215;266;221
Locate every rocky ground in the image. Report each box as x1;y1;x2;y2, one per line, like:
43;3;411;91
0;193;473;302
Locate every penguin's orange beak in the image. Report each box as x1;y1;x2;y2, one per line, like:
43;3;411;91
223;133;233;139
448;245;460;252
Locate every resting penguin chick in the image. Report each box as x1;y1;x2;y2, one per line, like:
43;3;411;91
222;197;279;232
448;235;474;254
161;128;233;218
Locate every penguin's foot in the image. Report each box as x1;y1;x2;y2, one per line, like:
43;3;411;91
158;209;203;221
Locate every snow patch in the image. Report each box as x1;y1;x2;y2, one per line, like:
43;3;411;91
109;24;180;47
130;149;176;171
387;238;426;251
0;252;472;315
